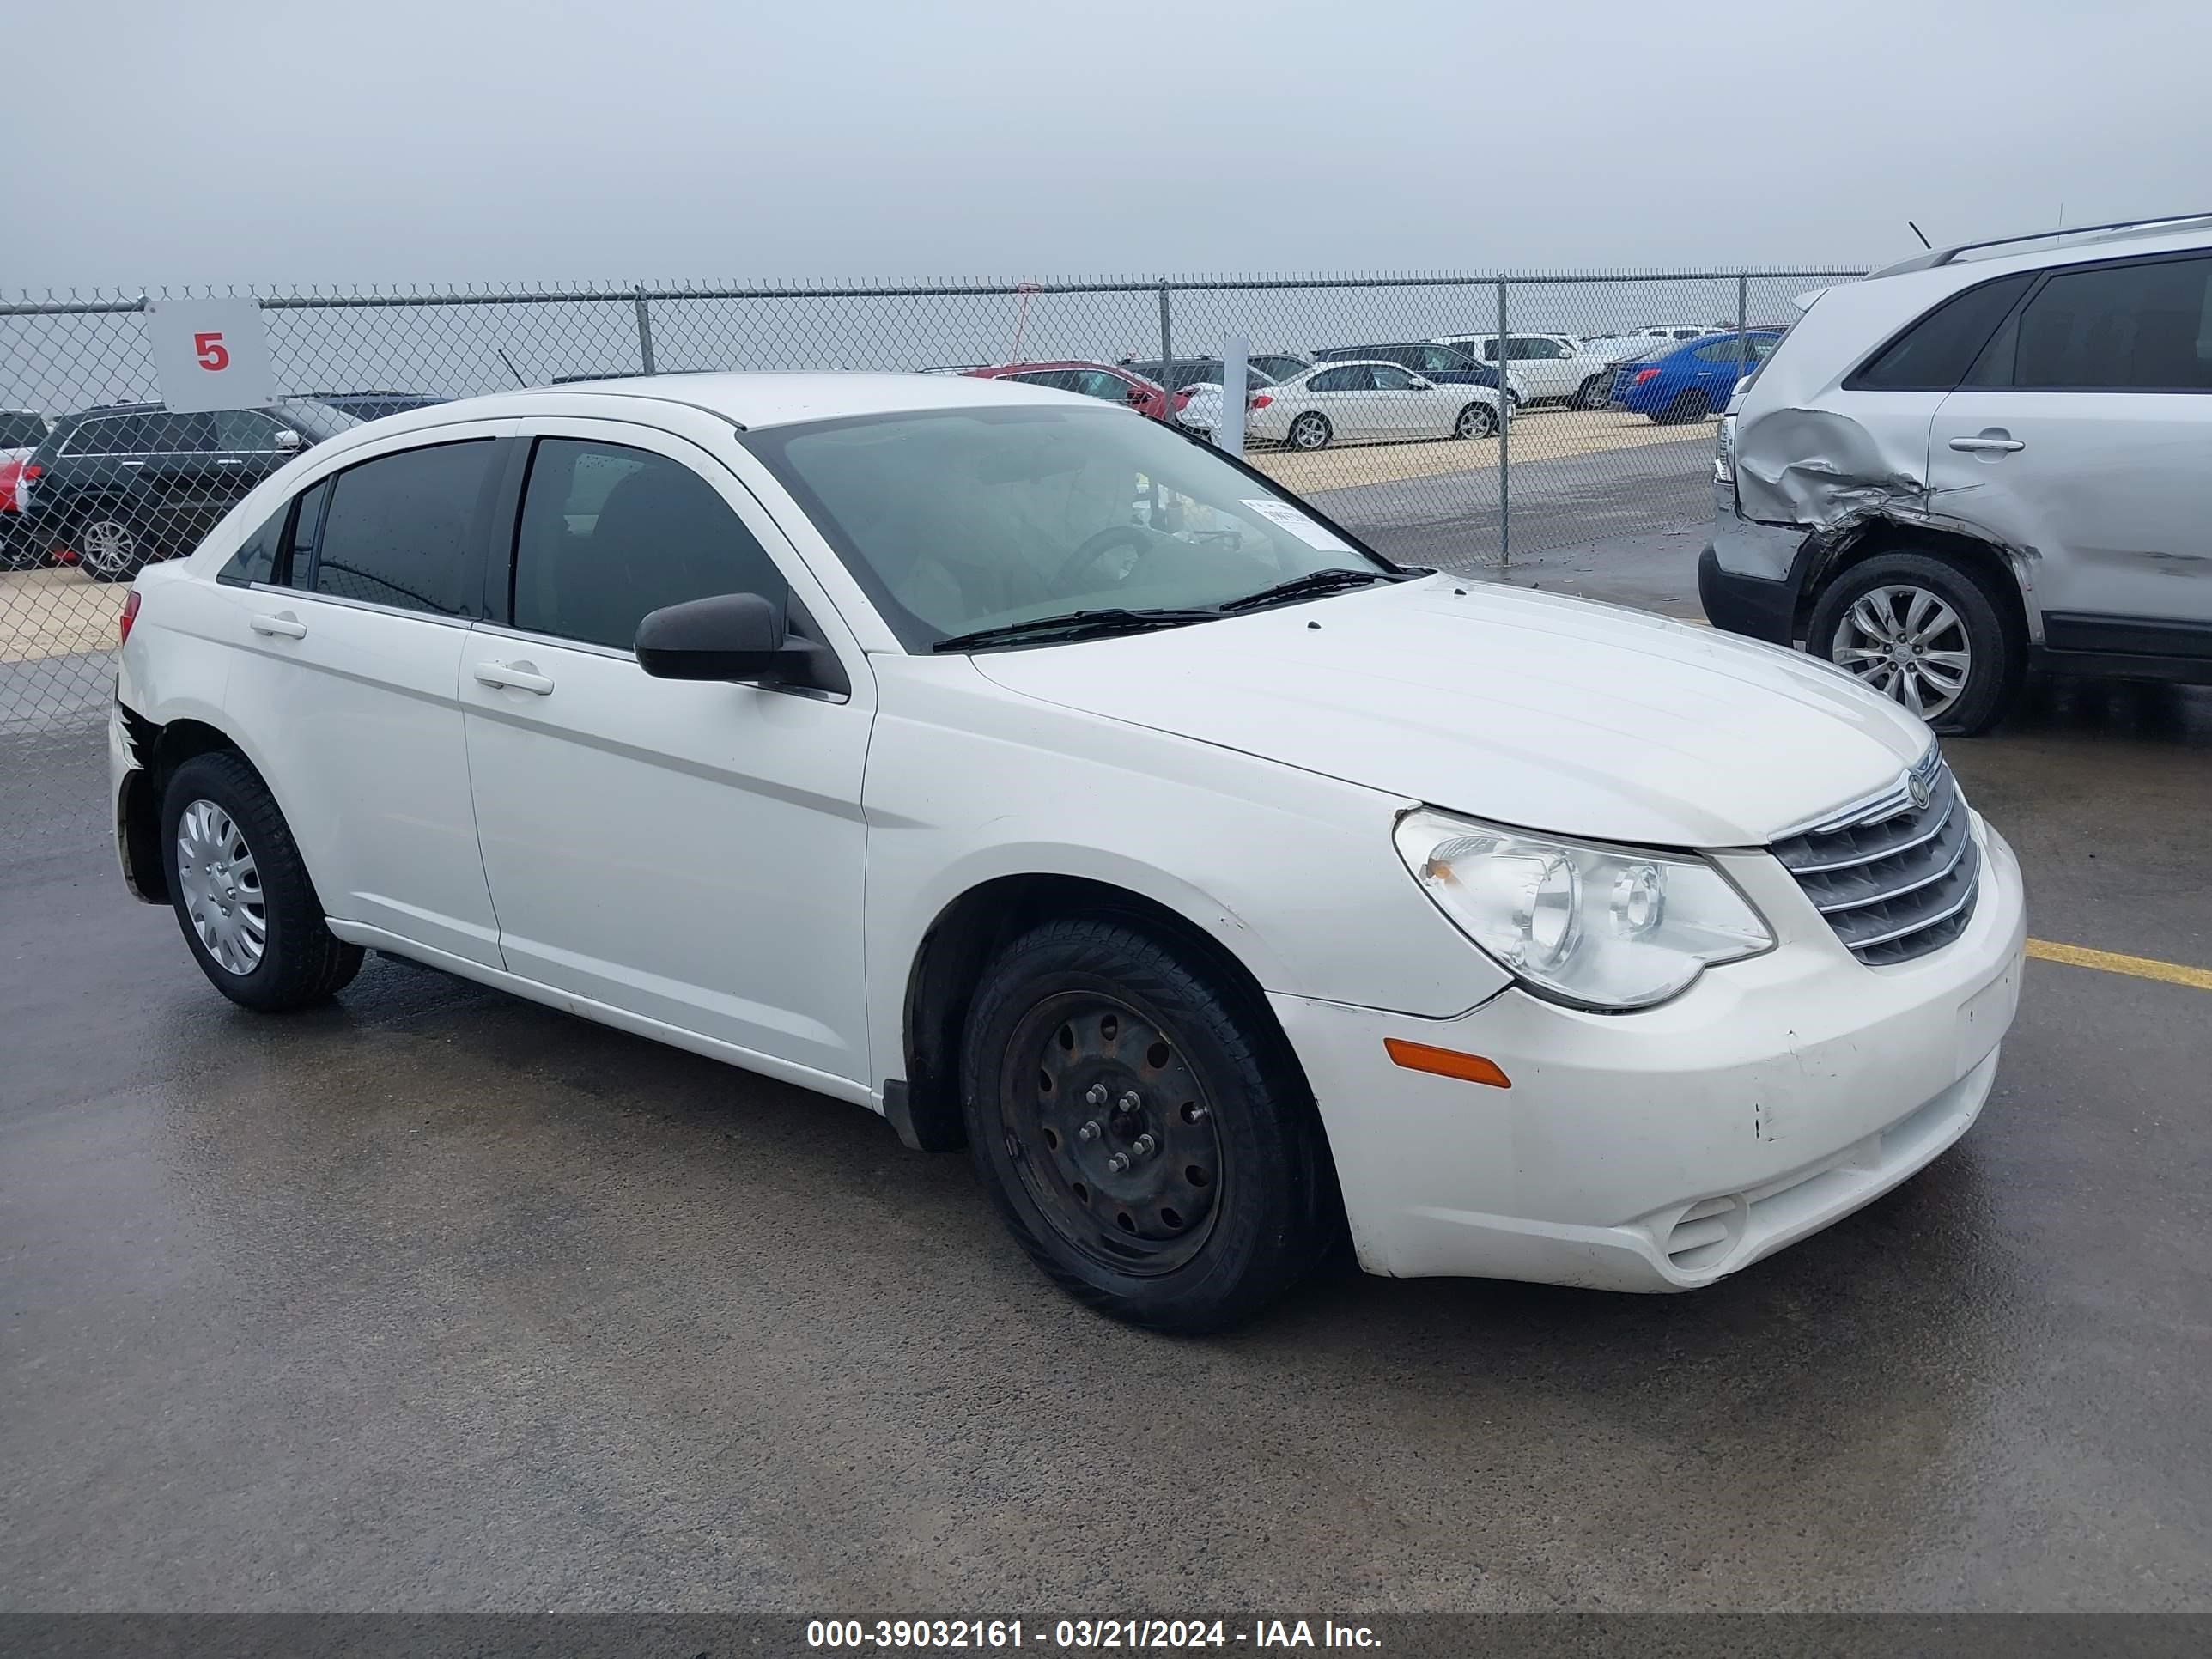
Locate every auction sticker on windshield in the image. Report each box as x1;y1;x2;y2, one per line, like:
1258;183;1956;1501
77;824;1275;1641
1242;498;1353;552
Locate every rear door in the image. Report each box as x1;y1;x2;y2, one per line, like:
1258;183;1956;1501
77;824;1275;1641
218;424;513;966
458;418;875;1085
1506;336;1577;401
1303;363;1373;436
1928;251;2212;643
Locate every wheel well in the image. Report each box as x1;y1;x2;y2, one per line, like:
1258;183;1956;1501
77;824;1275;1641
1795;521;2030;642
898;875;1314;1160
118;715;246;904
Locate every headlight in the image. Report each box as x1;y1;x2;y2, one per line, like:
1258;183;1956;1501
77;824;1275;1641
1393;810;1773;1010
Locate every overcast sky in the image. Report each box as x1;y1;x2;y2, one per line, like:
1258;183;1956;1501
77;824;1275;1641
15;0;2212;289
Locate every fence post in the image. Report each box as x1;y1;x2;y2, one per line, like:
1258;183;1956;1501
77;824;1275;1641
1496;276;1510;572
1735;271;1748;356
1157;278;1172;380
634;285;657;376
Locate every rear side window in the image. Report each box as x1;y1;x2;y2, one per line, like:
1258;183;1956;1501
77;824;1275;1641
1850;274;2034;391
310;440;495;616
2008;255;2212;390
220;503;289;586
511;439;788;652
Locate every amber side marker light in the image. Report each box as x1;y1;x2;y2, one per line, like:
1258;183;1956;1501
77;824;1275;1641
1383;1038;1511;1089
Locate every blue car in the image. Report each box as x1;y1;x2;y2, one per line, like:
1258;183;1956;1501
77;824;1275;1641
1607;331;1782;423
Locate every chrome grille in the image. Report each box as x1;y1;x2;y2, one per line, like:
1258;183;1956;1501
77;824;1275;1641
1771;750;1980;966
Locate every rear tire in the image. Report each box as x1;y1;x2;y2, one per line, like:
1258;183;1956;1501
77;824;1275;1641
1806;550;2026;736
1287;411;1333;451
72;512;146;582
160;750;364;1011
961;918;1335;1334
1573;374;1610;410
1454;401;1498;440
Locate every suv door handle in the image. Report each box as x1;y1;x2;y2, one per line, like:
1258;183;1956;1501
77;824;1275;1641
1949;434;2024;453
249;612;307;639
474;660;555;695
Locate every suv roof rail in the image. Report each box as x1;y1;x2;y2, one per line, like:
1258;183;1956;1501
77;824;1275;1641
1868;210;2212;278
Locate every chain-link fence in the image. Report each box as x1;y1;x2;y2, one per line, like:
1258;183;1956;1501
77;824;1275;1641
0;266;1862;872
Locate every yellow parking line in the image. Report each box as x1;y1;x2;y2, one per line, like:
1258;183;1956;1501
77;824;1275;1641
2026;939;2212;992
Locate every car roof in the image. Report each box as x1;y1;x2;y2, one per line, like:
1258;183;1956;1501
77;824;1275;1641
329;371;1099;434
975;360;1138;376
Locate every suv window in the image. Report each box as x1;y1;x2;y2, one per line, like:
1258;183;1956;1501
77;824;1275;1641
216;409;286;451
67;412;213;454
310;440;495;616
2008;254;2212;390
1851;274;2034;391
512;438;788;652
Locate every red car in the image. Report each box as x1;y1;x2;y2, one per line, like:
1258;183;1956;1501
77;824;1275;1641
963;361;1191;422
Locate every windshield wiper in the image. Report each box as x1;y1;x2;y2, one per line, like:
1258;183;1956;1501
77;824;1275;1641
932;607;1219;653
1214;567;1402;613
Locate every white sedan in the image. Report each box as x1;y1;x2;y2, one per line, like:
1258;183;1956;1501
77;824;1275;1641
1243;360;1504;450
111;371;2025;1333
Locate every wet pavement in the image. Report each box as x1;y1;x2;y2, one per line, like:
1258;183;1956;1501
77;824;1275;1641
3;535;2210;1613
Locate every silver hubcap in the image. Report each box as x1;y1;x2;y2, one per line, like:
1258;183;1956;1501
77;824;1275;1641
1833;584;1972;720
1457;406;1487;436
1292;416;1326;448
175;799;265;975
81;519;137;575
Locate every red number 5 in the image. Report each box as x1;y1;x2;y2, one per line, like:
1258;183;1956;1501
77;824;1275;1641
193;331;230;371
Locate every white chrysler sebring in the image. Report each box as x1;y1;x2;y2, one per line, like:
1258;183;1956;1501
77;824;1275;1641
110;372;2025;1332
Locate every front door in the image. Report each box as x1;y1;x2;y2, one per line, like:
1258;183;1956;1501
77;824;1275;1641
1928;250;2212;640
459;422;875;1086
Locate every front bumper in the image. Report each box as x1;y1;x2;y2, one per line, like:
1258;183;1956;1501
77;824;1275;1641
1276;819;2026;1291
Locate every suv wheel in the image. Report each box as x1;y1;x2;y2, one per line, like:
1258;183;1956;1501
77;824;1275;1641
1807;550;2025;736
961;918;1336;1334
1573;374;1610;410
161;751;365;1010
74;514;144;583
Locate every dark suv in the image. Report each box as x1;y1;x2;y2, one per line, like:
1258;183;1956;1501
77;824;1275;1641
13;399;359;581
1310;342;1519;406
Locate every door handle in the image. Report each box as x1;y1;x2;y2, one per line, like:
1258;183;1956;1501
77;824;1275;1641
249;612;307;639
1948;434;2024;453
474;661;555;695
120;459;146;467
216;458;243;466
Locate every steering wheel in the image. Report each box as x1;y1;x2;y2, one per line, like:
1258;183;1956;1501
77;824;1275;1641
1053;523;1163;592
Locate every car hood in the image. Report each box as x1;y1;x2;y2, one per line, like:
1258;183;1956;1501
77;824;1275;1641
969;577;1929;847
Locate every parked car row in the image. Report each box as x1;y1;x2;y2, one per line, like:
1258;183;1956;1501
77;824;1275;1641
0;391;447;580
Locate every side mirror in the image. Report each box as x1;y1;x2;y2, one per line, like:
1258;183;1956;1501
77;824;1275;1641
1407;376;1434;390
1125;386;1147;406
635;592;848;695
272;428;304;453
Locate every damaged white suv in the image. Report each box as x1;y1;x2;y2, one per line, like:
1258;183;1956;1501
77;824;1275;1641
1704;214;2212;733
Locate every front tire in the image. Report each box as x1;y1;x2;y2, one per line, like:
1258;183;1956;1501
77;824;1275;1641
161;750;364;1010
1454;401;1498;440
1287;411;1332;451
1806;550;2025;735
961;919;1335;1334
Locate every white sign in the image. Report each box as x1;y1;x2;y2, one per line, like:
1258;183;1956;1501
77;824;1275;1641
143;297;276;412
1218;332;1248;460
1242;498;1353;553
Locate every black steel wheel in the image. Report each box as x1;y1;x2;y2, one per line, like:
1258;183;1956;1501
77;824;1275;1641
962;918;1336;1333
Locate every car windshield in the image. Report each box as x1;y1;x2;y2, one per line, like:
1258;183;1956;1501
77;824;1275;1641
744;406;1395;652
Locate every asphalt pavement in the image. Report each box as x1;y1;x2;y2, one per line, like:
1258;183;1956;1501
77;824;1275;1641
3;522;2209;1614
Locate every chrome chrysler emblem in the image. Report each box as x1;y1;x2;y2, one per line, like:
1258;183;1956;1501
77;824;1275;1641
1907;773;1932;811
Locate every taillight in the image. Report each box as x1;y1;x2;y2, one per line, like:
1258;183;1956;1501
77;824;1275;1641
1632;368;1661;385
22;463;40;480
1249;394;1273;410
118;590;141;646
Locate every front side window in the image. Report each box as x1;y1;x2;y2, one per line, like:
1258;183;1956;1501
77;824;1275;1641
1073;370;1135;403
216;409;284;452
1309;366;1365;392
310;440;495;616
742;405;1396;652
1370;364;1415;391
2008;255;2212;390
512;439;788;651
